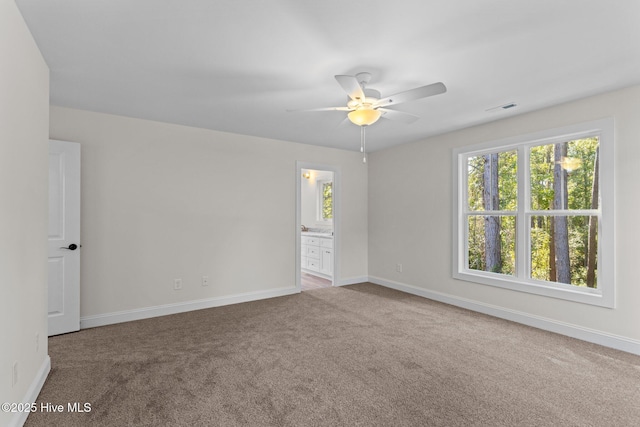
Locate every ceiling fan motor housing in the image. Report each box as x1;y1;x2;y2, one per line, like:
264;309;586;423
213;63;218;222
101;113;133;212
355;72;372;87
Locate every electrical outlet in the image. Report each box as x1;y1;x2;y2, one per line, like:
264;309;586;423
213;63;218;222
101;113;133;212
12;362;18;387
202;276;209;286
396;263;403;273
174;278;182;290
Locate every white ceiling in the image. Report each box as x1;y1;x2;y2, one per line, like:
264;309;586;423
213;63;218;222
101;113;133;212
16;0;640;152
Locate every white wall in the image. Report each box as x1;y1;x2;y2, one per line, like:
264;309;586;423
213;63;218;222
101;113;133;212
0;0;50;425
301;169;333;231
368;85;640;349
49;107;367;319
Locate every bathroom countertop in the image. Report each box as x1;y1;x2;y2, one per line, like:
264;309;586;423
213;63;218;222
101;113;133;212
301;231;333;238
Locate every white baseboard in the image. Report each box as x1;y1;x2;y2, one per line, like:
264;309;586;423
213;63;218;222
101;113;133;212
369;276;640;356
10;356;50;427
79;276;640;356
336;276;369;287
81;287;299;329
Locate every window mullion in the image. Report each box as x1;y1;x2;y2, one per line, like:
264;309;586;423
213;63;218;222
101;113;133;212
517;145;528;280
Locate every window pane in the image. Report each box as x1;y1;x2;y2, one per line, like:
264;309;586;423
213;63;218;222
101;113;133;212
530;138;599;210
467;215;516;275
467;151;517;211
322;182;332;219
530;215;598;288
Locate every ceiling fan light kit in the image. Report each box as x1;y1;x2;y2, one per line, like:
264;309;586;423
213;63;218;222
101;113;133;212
347;107;381;126
290;72;446;163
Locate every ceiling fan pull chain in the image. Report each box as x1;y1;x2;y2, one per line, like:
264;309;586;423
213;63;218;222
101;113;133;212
362;126;367;163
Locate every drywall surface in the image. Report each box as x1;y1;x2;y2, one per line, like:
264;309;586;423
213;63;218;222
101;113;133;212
369;85;640;343
0;0;50;424
50;107;367;317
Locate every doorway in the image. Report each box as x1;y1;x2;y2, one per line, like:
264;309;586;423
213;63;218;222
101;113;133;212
296;162;339;291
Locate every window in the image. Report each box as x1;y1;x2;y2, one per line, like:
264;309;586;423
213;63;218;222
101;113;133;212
453;119;614;307
318;180;333;221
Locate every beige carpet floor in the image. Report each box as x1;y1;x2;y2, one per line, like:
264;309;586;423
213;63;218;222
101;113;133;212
26;283;640;426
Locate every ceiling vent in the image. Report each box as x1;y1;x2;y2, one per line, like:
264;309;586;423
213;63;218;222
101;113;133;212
486;102;518;112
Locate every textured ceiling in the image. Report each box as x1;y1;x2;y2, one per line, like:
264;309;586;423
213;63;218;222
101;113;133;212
16;0;640;152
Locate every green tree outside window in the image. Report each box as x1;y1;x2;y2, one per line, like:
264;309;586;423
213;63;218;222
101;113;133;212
322;182;332;220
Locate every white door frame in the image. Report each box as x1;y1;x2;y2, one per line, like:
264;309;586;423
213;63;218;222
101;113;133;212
295;161;340;290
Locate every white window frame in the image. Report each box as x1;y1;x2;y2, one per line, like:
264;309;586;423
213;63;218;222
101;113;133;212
317;179;333;223
452;118;615;308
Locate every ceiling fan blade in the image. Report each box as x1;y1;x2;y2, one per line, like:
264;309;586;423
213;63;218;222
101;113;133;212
335;75;366;102
287;106;351;112
378;108;420;124
375;82;446;108
337;117;352;128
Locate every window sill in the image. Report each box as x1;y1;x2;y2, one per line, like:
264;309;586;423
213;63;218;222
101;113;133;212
453;270;614;308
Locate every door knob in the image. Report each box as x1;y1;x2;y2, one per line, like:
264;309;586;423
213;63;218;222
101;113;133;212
60;244;80;250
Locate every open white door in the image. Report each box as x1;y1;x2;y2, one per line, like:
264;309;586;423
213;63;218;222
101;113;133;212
48;140;81;336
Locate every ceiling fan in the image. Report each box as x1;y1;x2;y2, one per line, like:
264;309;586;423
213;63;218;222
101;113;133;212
290;72;446;162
